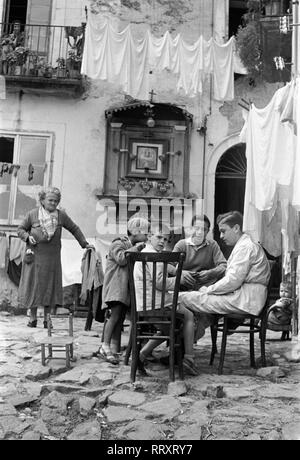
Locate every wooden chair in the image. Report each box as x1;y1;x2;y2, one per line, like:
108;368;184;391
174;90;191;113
209;262;276;375
126;251;185;382
39;313;74;368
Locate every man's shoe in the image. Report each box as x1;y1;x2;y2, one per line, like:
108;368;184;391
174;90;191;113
226;319;245;335
137;358;148;377
159;355;180;366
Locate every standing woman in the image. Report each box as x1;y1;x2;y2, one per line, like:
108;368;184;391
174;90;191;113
18;187;93;327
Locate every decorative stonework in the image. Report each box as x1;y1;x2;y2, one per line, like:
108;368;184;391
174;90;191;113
156;181;171;195
139;178;153;193
118;177;136;191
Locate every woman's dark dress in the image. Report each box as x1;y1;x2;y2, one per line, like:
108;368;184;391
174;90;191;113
17;208;88;309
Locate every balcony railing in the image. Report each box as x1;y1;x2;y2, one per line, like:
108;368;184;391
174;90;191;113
0;22;85;80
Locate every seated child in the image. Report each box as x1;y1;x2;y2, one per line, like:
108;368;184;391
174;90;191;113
134;224;199;376
267;281;293;340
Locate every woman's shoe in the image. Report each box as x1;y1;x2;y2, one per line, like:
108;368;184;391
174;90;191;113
27;320;37;328
182;358;199;376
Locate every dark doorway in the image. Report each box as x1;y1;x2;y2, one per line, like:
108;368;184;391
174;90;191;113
229;0;247;36
0;136;14;163
5;0;28;25
214;143;246;259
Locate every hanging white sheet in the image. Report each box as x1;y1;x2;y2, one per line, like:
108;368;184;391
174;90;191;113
81;16;242;101
242;80;300;257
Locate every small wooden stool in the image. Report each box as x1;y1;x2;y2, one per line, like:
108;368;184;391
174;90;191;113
39;313;74;368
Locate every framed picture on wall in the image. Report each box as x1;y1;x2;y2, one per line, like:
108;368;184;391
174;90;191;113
127;139;169;178
136;145;159;170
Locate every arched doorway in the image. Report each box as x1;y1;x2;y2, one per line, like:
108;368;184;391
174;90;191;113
214;143;246;259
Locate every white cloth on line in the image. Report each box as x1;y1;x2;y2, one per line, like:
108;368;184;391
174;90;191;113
61;239;86;287
9;237;26;265
242;80;300;257
81;16;241;101
0;236;8;269
291;78;300;208
244;84;294;212
61;237;110;287
0;76;6;100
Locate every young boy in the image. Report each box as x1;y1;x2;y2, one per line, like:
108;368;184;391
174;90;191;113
134;224;199;376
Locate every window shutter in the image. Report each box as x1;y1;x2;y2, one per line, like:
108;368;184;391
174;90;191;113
26;0;52;25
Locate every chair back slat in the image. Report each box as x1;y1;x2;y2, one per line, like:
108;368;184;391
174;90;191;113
142;260;147;313
126;251;186;314
125;251;186;382
127;255;137;324
160;261;168;310
151;262;157;311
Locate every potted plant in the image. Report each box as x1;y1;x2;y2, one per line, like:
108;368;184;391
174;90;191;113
0;35;14;74
236;21;262;83
56;57;66;78
43;62;53;78
33;56;47;77
14;46;29;74
6;46;29;75
27;51;39;76
67;49;82;78
6;49;17;74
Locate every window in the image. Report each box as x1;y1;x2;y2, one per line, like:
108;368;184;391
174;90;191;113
4;0;28;24
0;132;52;225
229;0;247;37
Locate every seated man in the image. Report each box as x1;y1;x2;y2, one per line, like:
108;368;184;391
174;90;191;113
179;211;271;324
171;214;227;340
133;224;198;376
173;214;227;290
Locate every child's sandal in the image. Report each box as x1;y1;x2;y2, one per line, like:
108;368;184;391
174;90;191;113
96;347;119;365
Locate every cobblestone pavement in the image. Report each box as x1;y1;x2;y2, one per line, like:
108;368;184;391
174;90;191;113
0;311;300;440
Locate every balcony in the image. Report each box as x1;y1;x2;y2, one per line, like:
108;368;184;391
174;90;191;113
259;14;292;83
0;22;86;96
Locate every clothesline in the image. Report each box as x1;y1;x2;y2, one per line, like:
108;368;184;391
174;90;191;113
81;16;247;101
0;235;110;288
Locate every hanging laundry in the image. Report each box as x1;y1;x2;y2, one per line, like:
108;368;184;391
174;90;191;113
81;16;242;101
290;78;300;209
0;75;6;100
0;236;8;270
7;260;22;286
9;237;26;266
243;81;300;257
0;163;10;177
61;239;86;287
12;164;20;177
28;163;34;181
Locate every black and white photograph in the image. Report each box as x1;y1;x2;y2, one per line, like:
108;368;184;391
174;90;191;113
0;0;299;446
